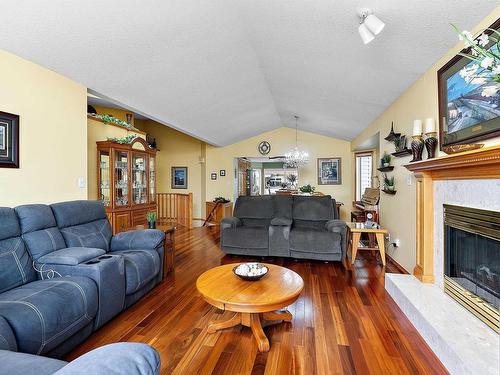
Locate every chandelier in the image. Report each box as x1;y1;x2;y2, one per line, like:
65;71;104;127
284;115;309;168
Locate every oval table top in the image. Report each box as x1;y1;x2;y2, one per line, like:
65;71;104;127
196;263;304;313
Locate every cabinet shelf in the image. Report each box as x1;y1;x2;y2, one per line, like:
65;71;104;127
377;166;394;172
391;149;412;157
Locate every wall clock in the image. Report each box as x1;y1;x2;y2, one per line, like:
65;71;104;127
258;141;271;155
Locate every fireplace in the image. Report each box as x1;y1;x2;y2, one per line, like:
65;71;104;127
444;204;500;332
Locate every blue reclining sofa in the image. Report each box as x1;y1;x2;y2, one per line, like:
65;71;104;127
0;200;165;363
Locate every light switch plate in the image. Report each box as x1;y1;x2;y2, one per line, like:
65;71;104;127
78;176;86;188
406;175;412;186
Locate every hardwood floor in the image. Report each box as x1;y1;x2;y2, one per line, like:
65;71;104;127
67;227;448;374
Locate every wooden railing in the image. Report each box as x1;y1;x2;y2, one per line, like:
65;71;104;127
156;192;193;229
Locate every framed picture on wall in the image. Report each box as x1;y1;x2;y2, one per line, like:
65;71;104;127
220;169;226;177
437;19;500;149
171;166;188;189
211;172;217;180
0;111;19;168
317;158;342;185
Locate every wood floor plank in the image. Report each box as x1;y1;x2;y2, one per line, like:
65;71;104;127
66;226;449;374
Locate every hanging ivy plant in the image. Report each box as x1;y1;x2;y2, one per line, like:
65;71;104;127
106;134;139;144
89;113;139;131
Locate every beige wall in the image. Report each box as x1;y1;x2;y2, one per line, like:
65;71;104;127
206;127;353;220
87;117;145;200
135;120;205;219
351;7;500;272
0;49;87;206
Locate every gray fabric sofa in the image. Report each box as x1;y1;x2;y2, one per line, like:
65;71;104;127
0;200;164;364
220;195;346;261
0;340;160;375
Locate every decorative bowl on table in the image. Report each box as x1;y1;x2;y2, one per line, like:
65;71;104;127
232;263;269;281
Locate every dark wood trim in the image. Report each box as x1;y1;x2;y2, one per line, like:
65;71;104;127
386;253;409;274
0;111;20;168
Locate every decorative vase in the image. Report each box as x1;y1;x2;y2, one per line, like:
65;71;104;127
148;221;156;229
410;135;424;162
424;132;438;159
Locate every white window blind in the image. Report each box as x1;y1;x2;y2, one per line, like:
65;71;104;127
355;154;373;201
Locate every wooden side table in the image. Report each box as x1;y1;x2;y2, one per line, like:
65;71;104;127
129;223;176;278
346;222;388;266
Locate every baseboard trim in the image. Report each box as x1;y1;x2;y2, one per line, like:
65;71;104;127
386;253;409;274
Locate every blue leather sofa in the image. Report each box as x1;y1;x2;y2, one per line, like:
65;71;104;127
220;195;346;261
0;200;165;362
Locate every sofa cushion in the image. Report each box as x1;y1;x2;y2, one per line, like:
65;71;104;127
222;226;268;249
0;276;98;355
59;220;112;251
111;250;160;295
0;208;37;293
55;343;160;375
0;350;67;375
234;196;274;219
15;204;67;261
0;316;17;351
51;200;108;228
292;196;334;221
290;228;341;254
273;195;293;219
0;207;21;241
37;247;106;266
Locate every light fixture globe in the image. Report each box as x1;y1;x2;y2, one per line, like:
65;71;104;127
358;22;375;45
364;14;385;35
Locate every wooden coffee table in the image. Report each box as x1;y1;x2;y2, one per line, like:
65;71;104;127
196;263;304;352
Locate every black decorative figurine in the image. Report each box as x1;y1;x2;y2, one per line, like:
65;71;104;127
410;135;424;162
424;132;438;159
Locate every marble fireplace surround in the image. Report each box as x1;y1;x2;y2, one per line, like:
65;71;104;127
385;146;500;374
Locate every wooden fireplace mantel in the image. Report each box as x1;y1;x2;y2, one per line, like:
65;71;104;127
404;145;500;283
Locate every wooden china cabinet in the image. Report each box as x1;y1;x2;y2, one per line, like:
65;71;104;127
97;137;157;234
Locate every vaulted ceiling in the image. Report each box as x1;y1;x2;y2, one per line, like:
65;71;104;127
0;1;497;145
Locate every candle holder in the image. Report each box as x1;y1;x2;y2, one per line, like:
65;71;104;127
410;135;424;162
424;132;438;159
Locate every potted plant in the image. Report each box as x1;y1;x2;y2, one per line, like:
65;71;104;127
286;174;298;189
146;211;157;229
299;184;316;194
383;173;395;191
381;152;391;168
393;135;407;152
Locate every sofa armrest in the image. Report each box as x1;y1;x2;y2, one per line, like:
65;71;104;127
54;343;160;375
325;220;347;259
37;247;105;266
111;229;165;252
0;316;17;351
220;217;241;231
270;217;292;226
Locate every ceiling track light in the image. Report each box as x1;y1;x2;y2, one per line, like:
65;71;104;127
358;8;385;45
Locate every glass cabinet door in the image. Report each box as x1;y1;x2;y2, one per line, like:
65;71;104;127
115;151;129;207
149;156;156;203
132;153;147;205
99;150;111;207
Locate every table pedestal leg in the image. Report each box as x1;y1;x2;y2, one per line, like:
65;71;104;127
207;309;292;352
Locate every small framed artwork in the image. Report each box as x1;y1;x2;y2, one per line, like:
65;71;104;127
0;111;20;168
220;169;226;177
437;19;500;149
317;158;342;185
211;173;217;180
171;166;188;189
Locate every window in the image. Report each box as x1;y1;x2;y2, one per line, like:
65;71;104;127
355;152;373;201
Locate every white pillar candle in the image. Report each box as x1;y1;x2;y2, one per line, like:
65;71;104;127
413;120;422;136
424;118;435;134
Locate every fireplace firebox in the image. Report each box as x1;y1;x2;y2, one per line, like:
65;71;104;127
444;204;500;332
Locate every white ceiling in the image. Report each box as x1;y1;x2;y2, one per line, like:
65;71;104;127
0;1;497;146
